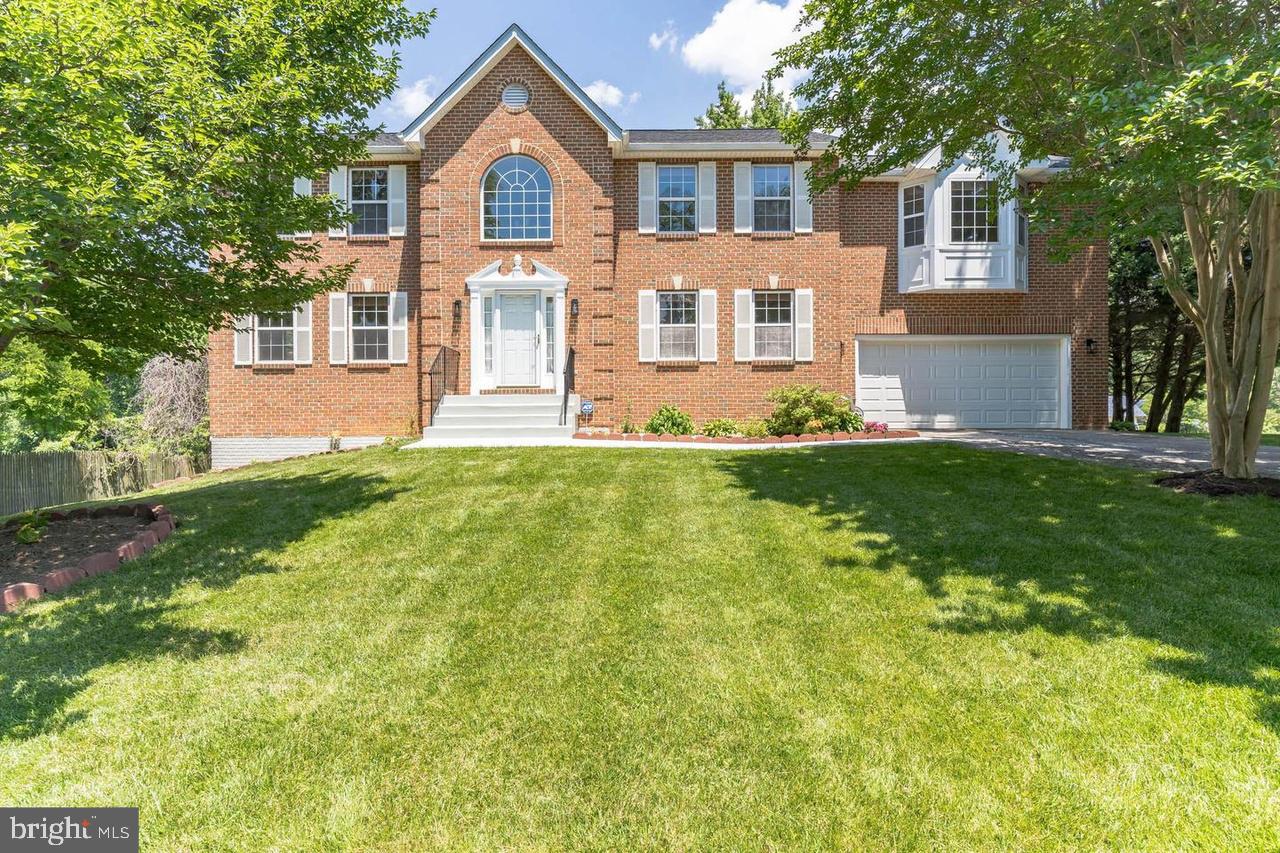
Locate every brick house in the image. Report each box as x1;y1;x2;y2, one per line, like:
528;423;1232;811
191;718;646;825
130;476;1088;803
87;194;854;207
209;23;1107;467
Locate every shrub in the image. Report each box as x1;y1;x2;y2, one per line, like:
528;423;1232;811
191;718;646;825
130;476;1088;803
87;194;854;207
864;421;889;434
741;418;770;438
645;405;694;436
764;385;864;435
620;405;637;434
1110;420;1136;432
700;418;741;437
14;511;48;545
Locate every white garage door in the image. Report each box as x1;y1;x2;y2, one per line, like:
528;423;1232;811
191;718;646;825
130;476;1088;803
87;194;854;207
856;336;1070;429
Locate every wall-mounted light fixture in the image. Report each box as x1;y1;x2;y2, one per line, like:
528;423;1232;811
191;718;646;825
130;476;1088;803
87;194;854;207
570;298;580;318
452;299;462;322
1086;337;1097;354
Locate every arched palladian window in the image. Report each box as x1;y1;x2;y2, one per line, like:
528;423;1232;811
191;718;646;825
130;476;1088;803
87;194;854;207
482;155;552;241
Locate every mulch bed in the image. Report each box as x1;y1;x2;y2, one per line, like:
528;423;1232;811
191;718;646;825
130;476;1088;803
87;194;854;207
0;503;177;613
1154;469;1280;499
0;515;151;588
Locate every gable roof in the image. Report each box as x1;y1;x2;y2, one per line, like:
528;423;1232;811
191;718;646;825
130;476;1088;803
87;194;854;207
401;23;623;146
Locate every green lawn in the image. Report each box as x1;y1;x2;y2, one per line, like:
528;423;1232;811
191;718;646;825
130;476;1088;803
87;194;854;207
2;444;1278;849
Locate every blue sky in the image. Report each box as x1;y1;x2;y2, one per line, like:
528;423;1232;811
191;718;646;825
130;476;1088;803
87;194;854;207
372;0;808;132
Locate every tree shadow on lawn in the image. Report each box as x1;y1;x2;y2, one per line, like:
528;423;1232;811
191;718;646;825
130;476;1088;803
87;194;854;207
716;444;1280;733
0;467;404;742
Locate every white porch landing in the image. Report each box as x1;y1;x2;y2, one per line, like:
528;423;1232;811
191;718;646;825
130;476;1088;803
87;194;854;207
405;394;578;447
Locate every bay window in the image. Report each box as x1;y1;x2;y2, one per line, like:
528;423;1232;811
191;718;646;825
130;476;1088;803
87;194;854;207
950;180;998;243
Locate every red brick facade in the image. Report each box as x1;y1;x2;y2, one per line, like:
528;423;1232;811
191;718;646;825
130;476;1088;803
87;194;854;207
209;42;1108;445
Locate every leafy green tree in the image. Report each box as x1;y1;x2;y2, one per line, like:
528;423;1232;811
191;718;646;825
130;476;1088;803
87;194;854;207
0;340;112;451
778;0;1279;478
696;79;795;129
0;0;433;370
696;81;748;129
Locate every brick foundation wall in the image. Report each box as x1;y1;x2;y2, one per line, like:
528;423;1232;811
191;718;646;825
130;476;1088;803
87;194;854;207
208;43;1108;442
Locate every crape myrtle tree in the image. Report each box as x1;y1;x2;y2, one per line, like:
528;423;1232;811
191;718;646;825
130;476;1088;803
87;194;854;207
0;0;433;370
777;0;1280;478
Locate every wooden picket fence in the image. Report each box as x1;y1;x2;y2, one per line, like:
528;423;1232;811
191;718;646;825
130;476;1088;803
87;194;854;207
0;451;208;517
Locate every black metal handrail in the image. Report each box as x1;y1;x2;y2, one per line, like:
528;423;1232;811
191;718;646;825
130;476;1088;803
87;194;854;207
560;346;576;427
426;346;459;427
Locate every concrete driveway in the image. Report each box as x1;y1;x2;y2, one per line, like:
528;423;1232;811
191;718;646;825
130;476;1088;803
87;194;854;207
929;429;1280;475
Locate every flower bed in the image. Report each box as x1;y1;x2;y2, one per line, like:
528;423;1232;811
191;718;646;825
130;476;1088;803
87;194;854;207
573;430;920;444
1;503;177;614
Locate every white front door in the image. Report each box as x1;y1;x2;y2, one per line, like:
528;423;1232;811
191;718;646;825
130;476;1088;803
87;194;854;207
499;294;538;386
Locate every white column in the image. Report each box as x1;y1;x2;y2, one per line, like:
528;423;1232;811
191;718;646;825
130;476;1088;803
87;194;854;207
554;290;566;394
468;289;484;392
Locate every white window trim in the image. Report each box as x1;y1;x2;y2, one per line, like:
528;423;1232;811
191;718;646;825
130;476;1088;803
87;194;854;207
948;178;999;245
656;290;699;361
349;167;391;237
656;165;697;234
901;183;927;249
253;312;296;364
479;156;554;243
751;164;794;233
348;293;391;363
752;290;795;361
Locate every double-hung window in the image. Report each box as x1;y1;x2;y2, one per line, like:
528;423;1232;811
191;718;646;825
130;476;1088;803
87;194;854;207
658;292;698;360
657;165;697;233
350;294;390;361
753;291;793;359
752;165;792;232
950;180;998;243
255;312;294;363
902;185;926;247
350;168;389;236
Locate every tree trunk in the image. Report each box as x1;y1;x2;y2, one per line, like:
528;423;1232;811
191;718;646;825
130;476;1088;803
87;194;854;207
1144;309;1180;431
1122;297;1136;423
1164;327;1201;433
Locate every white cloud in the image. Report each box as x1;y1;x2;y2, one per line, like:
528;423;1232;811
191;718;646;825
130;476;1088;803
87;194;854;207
648;21;678;53
585;79;638;110
379;76;439;126
681;0;808;95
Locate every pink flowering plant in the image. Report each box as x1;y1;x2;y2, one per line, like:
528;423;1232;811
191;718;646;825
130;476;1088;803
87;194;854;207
864;421;890;434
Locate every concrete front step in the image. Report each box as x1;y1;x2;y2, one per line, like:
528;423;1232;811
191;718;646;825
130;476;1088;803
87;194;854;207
421;424;575;440
431;411;563;427
442;393;562;406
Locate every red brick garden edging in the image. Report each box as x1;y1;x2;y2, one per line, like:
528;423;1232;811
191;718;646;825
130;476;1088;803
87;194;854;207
572;430;920;444
0;503;177;614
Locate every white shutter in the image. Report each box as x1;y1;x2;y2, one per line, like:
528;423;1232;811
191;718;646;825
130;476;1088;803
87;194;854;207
697;289;717;362
734;289;753;361
388;164;407;237
794;162;813;233
638;290;657;362
795;288;814;362
328;166;348;237
697;162;717;234
637;162;657;234
389;291;409;363
233;316;254;366
293;177;313;239
329;292;348;364
733;162;752;233
293;301;312;364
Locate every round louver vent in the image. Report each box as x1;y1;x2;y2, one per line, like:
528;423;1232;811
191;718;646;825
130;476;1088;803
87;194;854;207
501;83;530;110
